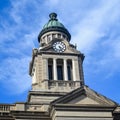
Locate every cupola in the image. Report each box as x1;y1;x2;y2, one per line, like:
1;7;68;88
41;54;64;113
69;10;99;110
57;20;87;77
38;13;71;46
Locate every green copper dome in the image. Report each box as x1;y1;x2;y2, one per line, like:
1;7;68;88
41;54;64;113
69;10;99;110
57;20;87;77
43;13;65;29
38;13;71;42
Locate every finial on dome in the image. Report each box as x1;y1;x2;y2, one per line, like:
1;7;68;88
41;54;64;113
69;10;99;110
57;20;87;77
49;12;57;20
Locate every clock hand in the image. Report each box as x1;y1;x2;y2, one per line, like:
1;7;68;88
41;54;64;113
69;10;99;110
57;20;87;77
59;46;62;50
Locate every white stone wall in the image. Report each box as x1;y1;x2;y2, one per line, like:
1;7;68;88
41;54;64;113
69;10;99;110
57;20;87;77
53;111;113;120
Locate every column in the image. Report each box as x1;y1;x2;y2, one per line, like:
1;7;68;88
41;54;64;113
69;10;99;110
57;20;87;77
53;58;57;80
45;36;47;44
72;59;76;81
64;59;68;80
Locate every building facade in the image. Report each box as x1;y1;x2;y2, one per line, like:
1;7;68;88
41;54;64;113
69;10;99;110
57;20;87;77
0;13;120;120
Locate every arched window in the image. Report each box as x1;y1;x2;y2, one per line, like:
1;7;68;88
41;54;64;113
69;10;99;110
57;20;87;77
47;34;51;42
58;34;61;38
67;59;72;80
57;59;63;80
52;34;56;39
48;58;53;80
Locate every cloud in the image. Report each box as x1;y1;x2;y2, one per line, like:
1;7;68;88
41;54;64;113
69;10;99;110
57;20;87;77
72;0;120;52
0;0;41;95
0;0;120;103
0;57;31;94
64;0;120;82
0;0;52;96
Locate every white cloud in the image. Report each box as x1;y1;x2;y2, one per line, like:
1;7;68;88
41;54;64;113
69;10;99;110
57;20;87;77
66;0;120;82
72;0;120;53
0;0;120;102
0;57;31;94
111;39;120;59
0;0;40;95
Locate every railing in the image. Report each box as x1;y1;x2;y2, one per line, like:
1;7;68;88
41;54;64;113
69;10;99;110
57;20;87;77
48;80;80;90
0;104;14;112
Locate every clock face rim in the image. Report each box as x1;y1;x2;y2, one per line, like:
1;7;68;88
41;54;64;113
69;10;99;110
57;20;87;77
53;41;66;53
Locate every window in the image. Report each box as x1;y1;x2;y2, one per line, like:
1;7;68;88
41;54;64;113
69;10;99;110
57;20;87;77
67;66;71;80
58;34;61;38
67;60;72;80
57;65;63;80
52;34;56;38
57;59;63;80
48;59;53;80
47;35;51;42
48;65;53;80
43;36;45;41
63;35;66;39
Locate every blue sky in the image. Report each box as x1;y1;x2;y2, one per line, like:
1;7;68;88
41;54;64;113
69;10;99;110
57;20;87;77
0;0;120;104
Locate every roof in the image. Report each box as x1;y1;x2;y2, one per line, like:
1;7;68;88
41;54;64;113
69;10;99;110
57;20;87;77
38;13;71;42
43;13;65;29
51;85;118;106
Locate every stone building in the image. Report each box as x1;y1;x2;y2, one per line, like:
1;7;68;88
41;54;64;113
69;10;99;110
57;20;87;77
0;13;120;120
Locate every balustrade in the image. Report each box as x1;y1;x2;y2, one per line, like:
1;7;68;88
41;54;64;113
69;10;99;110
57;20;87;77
48;80;80;89
0;104;14;112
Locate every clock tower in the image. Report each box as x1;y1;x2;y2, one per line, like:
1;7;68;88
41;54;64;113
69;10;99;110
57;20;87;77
29;13;84;92
0;13;119;120
28;13;85;108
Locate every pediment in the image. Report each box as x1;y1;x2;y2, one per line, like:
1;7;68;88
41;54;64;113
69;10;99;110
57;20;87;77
51;85;118;106
68;95;100;105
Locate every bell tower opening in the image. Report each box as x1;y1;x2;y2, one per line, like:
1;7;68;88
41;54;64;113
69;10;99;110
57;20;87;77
57;59;63;80
48;58;53;80
67;59;72;81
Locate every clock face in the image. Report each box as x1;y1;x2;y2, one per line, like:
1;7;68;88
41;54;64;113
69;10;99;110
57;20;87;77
53;41;66;52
